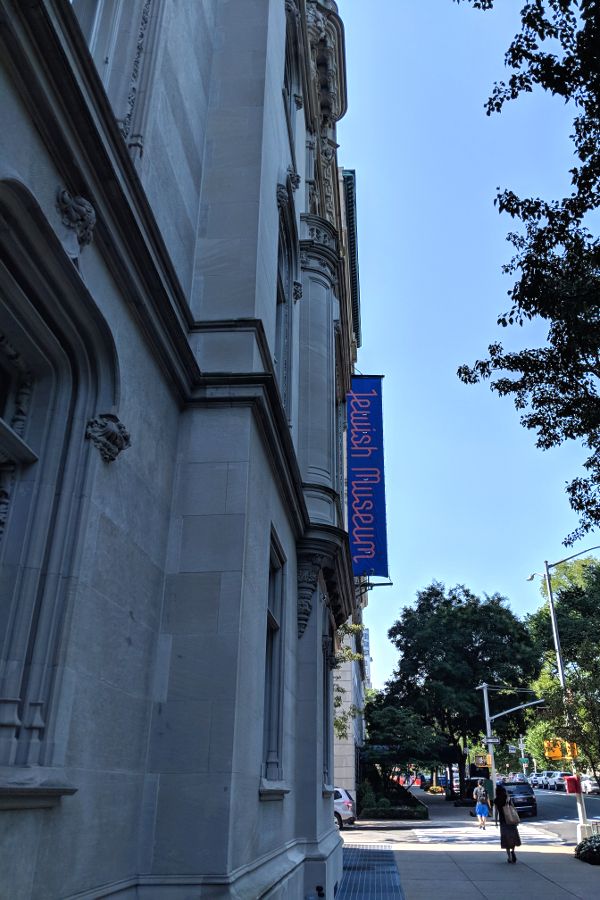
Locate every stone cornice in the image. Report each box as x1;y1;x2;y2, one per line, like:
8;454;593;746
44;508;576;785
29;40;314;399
0;0;199;401
298;524;355;629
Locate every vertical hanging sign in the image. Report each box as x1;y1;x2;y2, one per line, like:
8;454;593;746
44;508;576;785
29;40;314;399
347;375;388;577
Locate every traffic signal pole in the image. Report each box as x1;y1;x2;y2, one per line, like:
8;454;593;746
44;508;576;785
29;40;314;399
478;683;497;795
476;684;545;801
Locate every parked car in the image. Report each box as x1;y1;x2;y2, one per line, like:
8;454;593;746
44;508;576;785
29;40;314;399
513;773;528;784
334;787;355;829
581;776;600;795
539;770;557;789
547;771;572;791
505;782;537;817
528;773;539;787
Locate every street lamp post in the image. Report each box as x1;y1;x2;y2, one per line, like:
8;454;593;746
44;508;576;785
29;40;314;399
527;545;600;841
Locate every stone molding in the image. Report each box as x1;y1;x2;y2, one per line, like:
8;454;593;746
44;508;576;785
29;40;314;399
85;413;131;462
119;0;153;142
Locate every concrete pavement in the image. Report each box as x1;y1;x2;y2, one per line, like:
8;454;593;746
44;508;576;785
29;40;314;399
338;790;600;899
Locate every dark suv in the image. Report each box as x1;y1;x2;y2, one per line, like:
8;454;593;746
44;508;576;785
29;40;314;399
505;782;537;817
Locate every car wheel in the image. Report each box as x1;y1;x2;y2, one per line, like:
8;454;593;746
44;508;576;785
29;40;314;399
335;813;343;830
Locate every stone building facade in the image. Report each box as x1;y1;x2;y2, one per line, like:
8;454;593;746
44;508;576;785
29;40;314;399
0;1;361;897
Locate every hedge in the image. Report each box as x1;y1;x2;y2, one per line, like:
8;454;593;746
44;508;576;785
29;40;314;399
359;805;428;821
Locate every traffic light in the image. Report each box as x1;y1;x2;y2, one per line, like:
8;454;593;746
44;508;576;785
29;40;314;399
565;742;578;759
486;754;493;767
544;739;563;759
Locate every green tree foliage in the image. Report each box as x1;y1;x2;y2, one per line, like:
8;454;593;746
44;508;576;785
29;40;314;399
453;0;600;544
362;694;447;776
526;558;600;773
386;582;540;781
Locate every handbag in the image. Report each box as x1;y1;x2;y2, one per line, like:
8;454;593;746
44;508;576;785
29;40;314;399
503;798;520;825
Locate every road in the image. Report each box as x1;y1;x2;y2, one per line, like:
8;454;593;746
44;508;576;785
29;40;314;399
533;786;600;843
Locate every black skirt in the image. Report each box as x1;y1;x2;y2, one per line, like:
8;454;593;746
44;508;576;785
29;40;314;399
499;822;521;849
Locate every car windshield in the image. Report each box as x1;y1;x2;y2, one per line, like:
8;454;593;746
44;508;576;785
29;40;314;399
506;783;534;795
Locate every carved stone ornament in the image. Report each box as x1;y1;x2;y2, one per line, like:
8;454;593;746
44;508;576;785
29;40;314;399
85;414;131;463
287;167;301;191
56;188;96;248
297;554;323;637
119;0;152;141
308;224;334;248
322;635;336;670
293;281;303;301
276;184;289;210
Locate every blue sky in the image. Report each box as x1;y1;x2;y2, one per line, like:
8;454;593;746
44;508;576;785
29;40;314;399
336;0;600;689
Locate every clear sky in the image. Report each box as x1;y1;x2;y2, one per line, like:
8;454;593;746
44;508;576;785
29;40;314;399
336;0;600;689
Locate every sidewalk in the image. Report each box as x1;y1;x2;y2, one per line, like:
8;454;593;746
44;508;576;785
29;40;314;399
338;791;600;899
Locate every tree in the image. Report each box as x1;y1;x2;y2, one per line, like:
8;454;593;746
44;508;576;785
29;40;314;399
387;581;540;792
360;692;449;801
453;1;600;544
526;558;600;773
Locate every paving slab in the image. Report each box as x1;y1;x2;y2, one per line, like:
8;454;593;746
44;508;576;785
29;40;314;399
340;790;600;900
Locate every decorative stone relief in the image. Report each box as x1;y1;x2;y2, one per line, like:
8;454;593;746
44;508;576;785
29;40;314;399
56;188;96;256
294;93;303;110
308;224;334;247
287;167;301;191
293;281;303;301
322;635;336;670
0;333;34;544
285;0;300;21
276;184;289;210
85;414;131;463
306;2;328;42
119;0;153;143
0;333;33;438
320;139;337;223
297;554;323;637
0;469;12;542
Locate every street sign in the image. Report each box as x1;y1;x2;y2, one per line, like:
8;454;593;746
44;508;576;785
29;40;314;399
486;737;500;744
508;744;517;754
518;757;528;764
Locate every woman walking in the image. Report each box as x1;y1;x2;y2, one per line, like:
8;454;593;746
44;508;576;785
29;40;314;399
472;779;490;829
494;784;521;863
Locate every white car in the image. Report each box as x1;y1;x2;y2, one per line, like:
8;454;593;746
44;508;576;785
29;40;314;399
539;770;557;789
334;787;355;829
581;776;600;795
547;771;572;791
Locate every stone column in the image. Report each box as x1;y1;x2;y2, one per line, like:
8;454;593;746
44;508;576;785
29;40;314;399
298;214;341;527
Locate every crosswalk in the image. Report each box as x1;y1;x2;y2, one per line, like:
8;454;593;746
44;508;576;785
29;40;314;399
411;823;565;846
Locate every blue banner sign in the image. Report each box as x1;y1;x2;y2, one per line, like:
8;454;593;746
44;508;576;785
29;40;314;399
347;375;388;577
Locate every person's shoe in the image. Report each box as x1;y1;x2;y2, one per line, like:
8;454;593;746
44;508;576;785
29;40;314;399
511;851;517;863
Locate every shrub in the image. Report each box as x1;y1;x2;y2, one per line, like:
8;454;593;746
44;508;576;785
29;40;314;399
575;834;600;864
377;797;391;809
360;805;428;821
357;780;376;813
428;786;444;794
